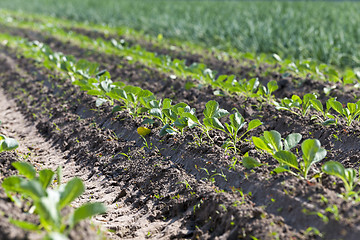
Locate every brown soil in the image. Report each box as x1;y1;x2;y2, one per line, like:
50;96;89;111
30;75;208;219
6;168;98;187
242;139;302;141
0;24;360;240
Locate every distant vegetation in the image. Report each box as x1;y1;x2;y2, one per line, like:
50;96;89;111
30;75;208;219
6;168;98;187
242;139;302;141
1;0;360;69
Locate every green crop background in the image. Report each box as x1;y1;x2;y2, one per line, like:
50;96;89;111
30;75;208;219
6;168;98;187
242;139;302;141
1;0;360;69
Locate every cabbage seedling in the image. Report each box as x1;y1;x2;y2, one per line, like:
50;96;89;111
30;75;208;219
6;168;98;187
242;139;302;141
213;77;260;99
327;98;360;126
310;98;336;126
72;70;126;107
182;100;229;142
253;131;326;178
236;78;260;99
159;102;196;136
0;134;19;153
0;121;19;153
2;162;106;239
275;93;316;116
257;80;278;103
322;161;357;198
222;109;262;153
273;139;327;179
109;85;154;117
242;156;262;169
212;75;236;91
140;98;172;125
252;130;302;155
163;102;194;123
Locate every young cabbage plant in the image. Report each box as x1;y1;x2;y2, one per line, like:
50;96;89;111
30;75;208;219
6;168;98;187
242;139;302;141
273;139;327;179
322;161;357;198
73;59;100;80
162;102;191;124
2;162;106;240
327;98;360;126
0;122;19;153
236;78;260;99
89;76;122;107
310;98;336;126
160;103;196;136
257;80;278;103
210;75;265;100
174;105;197;135
221;109;262;153
275;93;316;117
0;135;18;153
139;98;171;125
108;85;154;117
252;130;302;156
182;100;229;143
31;40;99;83
159;124;178;136
214;76;260;99
73;71;124;107
275;95;301;115
31;39;123;108
212;75;236;92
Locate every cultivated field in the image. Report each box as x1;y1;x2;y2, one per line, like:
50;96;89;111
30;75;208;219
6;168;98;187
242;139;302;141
0;1;360;239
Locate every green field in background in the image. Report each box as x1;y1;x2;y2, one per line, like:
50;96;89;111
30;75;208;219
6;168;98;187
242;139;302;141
1;0;359;69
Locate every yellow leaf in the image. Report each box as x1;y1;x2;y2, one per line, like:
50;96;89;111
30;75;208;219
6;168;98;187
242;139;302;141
137;127;151;136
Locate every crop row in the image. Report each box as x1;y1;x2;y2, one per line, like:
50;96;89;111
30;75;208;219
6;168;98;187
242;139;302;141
3;31;360;132
2;34;359;205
